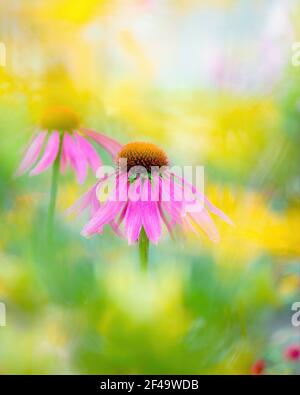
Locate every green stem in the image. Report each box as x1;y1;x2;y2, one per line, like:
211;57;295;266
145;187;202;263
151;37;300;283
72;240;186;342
138;228;149;272
47;138;62;237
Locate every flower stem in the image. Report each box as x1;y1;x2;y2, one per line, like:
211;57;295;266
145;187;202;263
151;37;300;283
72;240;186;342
138;228;149;272
47;138;62;237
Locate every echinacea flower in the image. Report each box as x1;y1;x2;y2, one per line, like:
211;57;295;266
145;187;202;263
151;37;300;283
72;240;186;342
16;106;122;184
284;344;300;361
70;141;232;246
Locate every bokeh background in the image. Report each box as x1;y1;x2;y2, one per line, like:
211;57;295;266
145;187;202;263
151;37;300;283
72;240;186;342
0;0;299;374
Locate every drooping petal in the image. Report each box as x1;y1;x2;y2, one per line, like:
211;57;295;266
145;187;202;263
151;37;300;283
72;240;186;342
67;172;117;218
91;189;101;217
80;128;123;158
146;171;160;202
109;220;124;238
160;177;185;222
157;178;178;233
74;132;102;174
158;202;175;237
201;195;234;226
168;171;234;225
160;200;183;226
128;176;142;202
15;131;47;176
187;210;220;243
140;179;162;244
124;200;143;245
81;200;124;237
30;131;60;176
161;173;187;203
66;182;99;217
63;133;87;184
141;201;162;244
116;202;128;227
81;173;127;237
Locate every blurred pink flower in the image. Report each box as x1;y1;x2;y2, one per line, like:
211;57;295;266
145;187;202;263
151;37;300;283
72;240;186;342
284;345;300;362
16;107;122;184
69;142;232;244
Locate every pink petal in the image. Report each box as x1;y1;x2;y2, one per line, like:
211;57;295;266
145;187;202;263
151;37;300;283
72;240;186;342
91;190;101;217
80;128;123;158
113;173;129;202
81;200;124;237
124;201;143;245
116;202;128;227
142;172;160;202
158;202;175;236
82;172;127;237
161;173;187;202
67;172;117;218
66;182;99;217
140;179;162;244
160;200;183;225
128;176;142;202
168;171;233;225
15;132;47;176
160;176;220;241
141;201;162;244
30;131;60;176
187;210;220;243
63;133;87;184
74;132;102;174
160;178;185;222
202;195;234;226
109;220;124;238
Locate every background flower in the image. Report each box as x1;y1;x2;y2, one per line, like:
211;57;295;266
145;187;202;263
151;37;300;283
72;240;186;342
16;106;122;184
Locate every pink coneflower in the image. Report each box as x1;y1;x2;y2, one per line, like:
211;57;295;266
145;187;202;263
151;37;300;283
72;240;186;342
70;141;232;269
16;106;122;234
284;344;300;361
16;106;122;183
251;359;266;375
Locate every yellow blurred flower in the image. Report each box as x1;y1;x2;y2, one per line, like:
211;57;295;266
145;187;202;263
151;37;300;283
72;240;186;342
33;0;111;24
193;184;300;265
59;171;300;268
